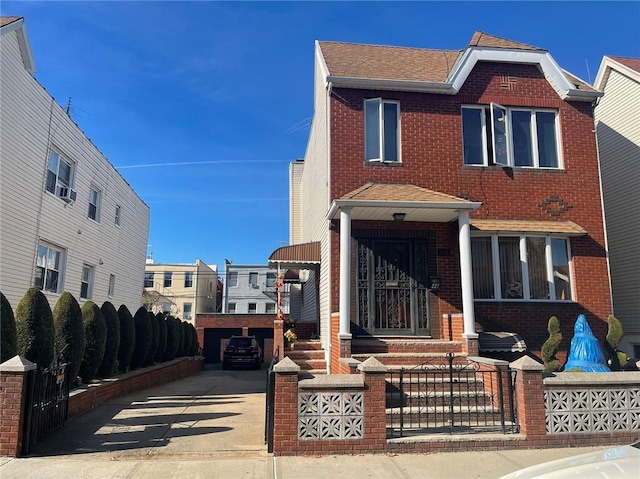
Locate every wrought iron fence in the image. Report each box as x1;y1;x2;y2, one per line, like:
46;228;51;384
386;353;518;438
22;345;72;455
264;345;280;453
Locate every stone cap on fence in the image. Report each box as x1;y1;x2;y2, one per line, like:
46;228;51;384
273;356;300;373
0;355;36;372
299;374;365;389
357;357;388;373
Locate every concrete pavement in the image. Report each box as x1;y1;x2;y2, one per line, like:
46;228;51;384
0;365;609;478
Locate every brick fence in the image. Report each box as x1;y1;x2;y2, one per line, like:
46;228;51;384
0;355;204;457
271;355;640;456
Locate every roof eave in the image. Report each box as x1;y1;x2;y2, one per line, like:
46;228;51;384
326;75;453;94
326;199;481;220
0;17;35;73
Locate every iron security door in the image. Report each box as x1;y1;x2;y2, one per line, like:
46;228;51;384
357;239;430;335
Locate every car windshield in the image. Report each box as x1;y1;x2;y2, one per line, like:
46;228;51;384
229;338;253;348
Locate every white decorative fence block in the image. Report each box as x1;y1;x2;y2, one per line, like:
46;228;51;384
298;391;364;440
545;388;640;434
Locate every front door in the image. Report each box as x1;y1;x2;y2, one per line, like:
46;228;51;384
357;239;430;335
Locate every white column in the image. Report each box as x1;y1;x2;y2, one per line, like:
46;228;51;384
339;207;352;339
458;210;477;338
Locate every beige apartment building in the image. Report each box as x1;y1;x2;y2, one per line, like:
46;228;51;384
144;259;218;324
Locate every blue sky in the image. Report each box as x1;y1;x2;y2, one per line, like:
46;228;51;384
4;1;639;272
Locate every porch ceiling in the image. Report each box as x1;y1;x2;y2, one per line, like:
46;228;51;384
327;183;481;222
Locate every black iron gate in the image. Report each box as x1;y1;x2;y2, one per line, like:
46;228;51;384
22;345;71;455
264;346;279;453
386;353;518;438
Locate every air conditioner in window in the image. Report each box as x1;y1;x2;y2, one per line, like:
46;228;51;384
251;284;259;289
58;187;77;203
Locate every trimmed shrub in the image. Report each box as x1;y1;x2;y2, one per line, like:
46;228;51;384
164;316;178;361
605;315;635;370
97;302;120;377
182;321;192;357
130;307;151;369
15;287;54;368
542;316;562;373
117;305;135;372
78;301;107;383
190;324;199;355
1;292;17;363
52;292;85;381
176;317;185;357
145;310;159;366
154;313;167;363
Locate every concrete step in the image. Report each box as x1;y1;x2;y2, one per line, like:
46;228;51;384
286;350;325;361
288;340;323;350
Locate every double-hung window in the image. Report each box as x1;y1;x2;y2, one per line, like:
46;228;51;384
144;272;154;288
46;149;75;199
471;234;572;301
88;186;101;221
183;303;192;320
266;272;276;287
80;264;94;299
164;272;172;288
248;303;257;314
364;98;400;162
184;272;193;288
227;272;238;287
249;272;258;288
462;104;561;168
35;242;64;293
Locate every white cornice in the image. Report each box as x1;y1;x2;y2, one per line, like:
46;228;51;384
594;55;640;90
0;17;35;73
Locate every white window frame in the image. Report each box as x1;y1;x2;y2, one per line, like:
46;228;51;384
184;271;193;288
248;302;257;314
88;186;101;222
462;105;562;169
249;272;258;288
183;302;192;320
80;264;94;299
45;148;76;199
34;241;65;293
265;303;276;314
228;302;236;314
472;233;574;302
115;205;121;226
144;272;154;288
227;271;238;288
364;98;401;163
163;272;172;288
108;274;115;298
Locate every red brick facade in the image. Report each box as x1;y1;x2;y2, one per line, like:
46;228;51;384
0;370;30;456
326;61;610;361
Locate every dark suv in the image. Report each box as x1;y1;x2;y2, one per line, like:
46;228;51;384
222;335;262;370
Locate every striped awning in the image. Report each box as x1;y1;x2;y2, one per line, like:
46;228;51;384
479;331;527;353
268;242;320;268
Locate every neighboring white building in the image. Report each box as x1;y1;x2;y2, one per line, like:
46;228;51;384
0;17;150;312
594;55;640;357
144;259;218;324
221;263;283;315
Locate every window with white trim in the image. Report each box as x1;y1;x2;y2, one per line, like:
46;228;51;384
364;98;400;162
163;272;172;288
88;186;101;221
46;149;75;199
249;272;258;288
248;303;257;314
228;302;236;313
115;205;121;226
183;303;192;320
184;271;193;288
108;274;115;298
35;242;64;293
80;264;94;299
144;272;154;288
470;234;572;301
462;105;561;168
266;272;276;287
265;303;276;314
227;272;238;287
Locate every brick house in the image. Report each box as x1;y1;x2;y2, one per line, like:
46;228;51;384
277;32;610;373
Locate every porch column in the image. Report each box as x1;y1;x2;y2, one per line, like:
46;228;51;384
458;210;477;338
339;207;352;339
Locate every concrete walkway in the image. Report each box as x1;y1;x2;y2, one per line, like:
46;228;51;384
0;365;608;478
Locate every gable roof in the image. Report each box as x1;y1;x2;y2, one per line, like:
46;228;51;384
595;55;640;90
608;56;640;73
318;31;600;101
0;16;21;28
340;182;472;204
0;16;35;73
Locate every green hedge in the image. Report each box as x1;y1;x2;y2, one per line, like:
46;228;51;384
154;313;167;362
117;305;136;373
145;310;159;366
97;301;120;377
79;301;107;383
130;307;151;369
1;292;17;363
15;287;54;368
52;292;85;380
164;315;178;361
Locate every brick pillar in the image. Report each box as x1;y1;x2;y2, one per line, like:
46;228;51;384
358;357;388;449
510;356;546;437
274;319;284;360
464;336;479;356
242;326;249;336
196;326;204;354
272;357;300;456
0;356;36;457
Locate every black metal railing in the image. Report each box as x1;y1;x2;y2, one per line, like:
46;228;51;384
386;353;517;438
22;345;72;455
264;346;280;453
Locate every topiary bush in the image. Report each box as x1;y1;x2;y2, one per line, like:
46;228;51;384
154;313;167;363
1;292;17;363
52;292;85;381
164;316;178;361
130;307;151;369
145;310;159;366
190;324;199;355
117;305;135;373
605;314;635;370
542;316;562;373
15;287;54;368
78;301;107;383
176;317;185;357
97;301;120;378
182;321;192;357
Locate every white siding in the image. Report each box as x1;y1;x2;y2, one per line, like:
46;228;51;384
595;66;640;336
0;28;149;313
289;160;304;244
222;265;280;314
300;45;331;348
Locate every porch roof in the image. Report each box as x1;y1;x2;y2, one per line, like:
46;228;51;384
470;219;587;236
268;241;321;269
327;183;481;222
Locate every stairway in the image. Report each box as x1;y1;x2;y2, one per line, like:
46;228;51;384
285;340;327;376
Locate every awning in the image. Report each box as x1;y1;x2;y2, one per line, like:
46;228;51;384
268;242;321;269
326;183;481;223
479;331;527;353
471;219;587;236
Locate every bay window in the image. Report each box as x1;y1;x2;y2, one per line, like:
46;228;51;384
462;104;561;168
471;234;572;301
365;98;400;162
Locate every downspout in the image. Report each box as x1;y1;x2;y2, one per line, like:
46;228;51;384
326;80;333;373
193;262;199;325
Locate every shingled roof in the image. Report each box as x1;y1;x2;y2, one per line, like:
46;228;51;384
608;56;640;74
0;17;21;28
467;31;542;51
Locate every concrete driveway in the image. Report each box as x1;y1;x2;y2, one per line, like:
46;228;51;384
31;364;269;459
